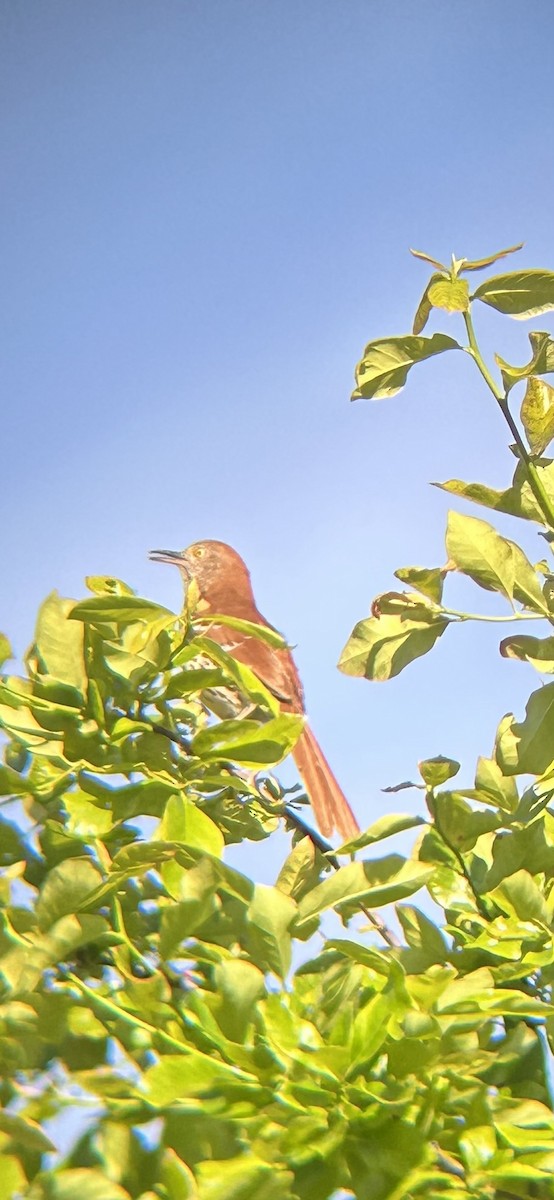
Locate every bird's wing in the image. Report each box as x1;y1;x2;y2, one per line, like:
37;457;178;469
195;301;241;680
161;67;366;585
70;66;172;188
205;622;304;710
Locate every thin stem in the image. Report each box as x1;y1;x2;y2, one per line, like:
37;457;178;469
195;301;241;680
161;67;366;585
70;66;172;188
441;606;542;624
137;709;192;752
464;310;554;530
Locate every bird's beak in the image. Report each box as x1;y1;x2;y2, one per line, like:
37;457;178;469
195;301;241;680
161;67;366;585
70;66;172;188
149;549;190;576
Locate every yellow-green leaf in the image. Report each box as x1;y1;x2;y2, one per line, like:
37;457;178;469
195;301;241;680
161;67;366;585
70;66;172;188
521;375;554;455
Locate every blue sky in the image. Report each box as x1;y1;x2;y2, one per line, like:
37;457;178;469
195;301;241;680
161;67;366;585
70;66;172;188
3;1;554;874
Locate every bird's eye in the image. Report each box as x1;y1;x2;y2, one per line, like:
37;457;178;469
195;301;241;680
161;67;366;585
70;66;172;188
193;545;206;558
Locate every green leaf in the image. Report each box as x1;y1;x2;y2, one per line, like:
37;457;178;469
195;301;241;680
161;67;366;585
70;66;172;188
427;277;469;313
86;575;136;596
0;764;30;797
177;635;281;716
496;683;554;775
338;609;449;681
38;1168;131;1199
349;991;392;1070
196;1154;292;1200
0;1158;27;1200
0;633;12;669
161;1149;198;1200
30;591;87;692
472;269;554;318
495;329;554;393
159;860;219;956
474;754;519;813
35;858;103;929
396;905;449;960
432;792;501;852
521;375;554;454
191;713;304;767
409;248;447;270
212;959;265;1041
336;812;426;854
489;869;549;923
352;333;460;401
435;459;554;524
246;884;296;978
195;612;287;650
500;633;554;673
394;565;445;603
69;596;174;624
436;967;554;1018
63;790;114;837
295;857;433;932
157;793;224;857
457;243;524;272
445;510;548;611
412;272;444;335
144;1050;257;1104
0;1110;56;1151
418;756;460;788
275;836;318;900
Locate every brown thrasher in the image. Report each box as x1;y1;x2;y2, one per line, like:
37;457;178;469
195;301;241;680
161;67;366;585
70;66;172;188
150;540;359;841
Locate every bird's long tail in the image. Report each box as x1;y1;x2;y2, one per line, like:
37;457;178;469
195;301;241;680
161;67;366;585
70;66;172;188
292;724;360;842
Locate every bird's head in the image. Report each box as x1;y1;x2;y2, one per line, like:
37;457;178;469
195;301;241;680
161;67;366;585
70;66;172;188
149;540;255;611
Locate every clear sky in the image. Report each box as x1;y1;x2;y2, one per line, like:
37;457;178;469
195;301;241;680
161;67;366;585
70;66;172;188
3;1;554;877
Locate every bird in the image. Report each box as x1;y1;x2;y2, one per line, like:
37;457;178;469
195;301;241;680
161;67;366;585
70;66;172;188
149;540;360;842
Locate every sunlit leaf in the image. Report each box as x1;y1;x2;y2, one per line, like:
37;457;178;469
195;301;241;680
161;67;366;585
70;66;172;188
458;242;524;272
411;272;444;334
159;860;220;955
352;333;460;401
191;713;304;767
500;633;554;673
427;277;469;313
394;565;445;603
196;1154;292;1200
157;793;224;858
161;1149;198;1200
445;510;548;611
37;1168;131;1199
521;376;554;454
175;635;281;715
69;596;174;624
144;1050;257;1104
29;591;87;693
474;754;519;813
295;857;432;932
35;858;103;929
496;683;554;775
338;609;450;681
418;756;460;788
246;884;296;978
495;329;554;393
435;458;554;524
212;959;265;1041
0;633;12;669
337;812;425;854
0;1110;56;1151
194;612;287;650
86;576;136;596
432;791;501;852
409;248;447;270
472;269;554;319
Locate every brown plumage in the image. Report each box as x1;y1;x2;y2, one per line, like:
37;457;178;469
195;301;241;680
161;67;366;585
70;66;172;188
150;540;360;842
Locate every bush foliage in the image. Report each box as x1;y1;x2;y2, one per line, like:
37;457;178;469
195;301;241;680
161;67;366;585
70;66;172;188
2;245;554;1199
